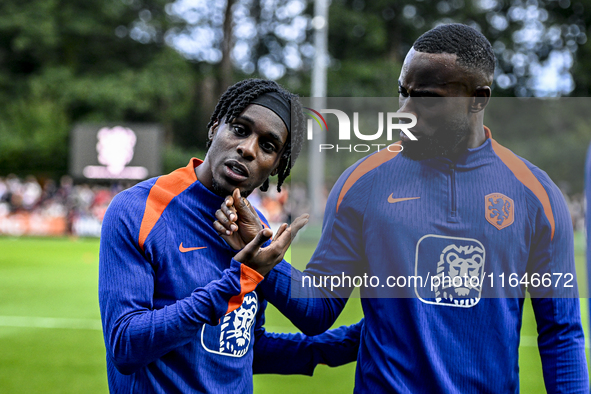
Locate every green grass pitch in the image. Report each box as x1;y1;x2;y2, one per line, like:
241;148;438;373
0;234;588;393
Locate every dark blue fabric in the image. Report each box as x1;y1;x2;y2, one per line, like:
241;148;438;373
260;136;588;393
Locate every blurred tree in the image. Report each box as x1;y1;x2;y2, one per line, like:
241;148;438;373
165;0;312;92
293;0;591;192
0;0;589;190
0;0;197;177
322;0;590;97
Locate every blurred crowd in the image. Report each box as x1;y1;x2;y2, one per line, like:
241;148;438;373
566;192;586;233
0;175;126;236
0;174;587;237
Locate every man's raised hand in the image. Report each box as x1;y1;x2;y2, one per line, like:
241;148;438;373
234;214;309;276
213;188;264;250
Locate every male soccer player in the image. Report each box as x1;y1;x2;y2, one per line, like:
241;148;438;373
98;79;362;393
216;25;589;392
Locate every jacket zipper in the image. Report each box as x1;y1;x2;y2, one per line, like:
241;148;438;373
449;163;457;220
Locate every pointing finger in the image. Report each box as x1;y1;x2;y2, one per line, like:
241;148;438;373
289;214;309;237
272;215;309;251
234;189;257;218
235;228;273;263
273;223;288;242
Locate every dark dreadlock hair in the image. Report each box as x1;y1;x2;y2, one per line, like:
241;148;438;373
413;24;495;77
206;78;305;193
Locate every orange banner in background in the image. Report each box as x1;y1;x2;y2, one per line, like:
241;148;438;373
0;214;67;236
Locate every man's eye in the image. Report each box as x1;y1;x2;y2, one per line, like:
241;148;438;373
232;125;247;136
261;142;276;153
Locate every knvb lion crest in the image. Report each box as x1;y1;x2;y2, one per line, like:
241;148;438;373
218;294;257;356
201;292;258;357
485;193;514;230
414;235;486;308
432;244;485;307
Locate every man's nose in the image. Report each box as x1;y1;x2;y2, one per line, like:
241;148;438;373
398;98;418;120
237;136;257;160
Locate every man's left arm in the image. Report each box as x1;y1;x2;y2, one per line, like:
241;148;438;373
252;297;362;375
527;173;589;393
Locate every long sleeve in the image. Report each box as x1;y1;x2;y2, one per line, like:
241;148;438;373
259;160;373;335
98;193;262;375
527;168;588;393
252;297;363;375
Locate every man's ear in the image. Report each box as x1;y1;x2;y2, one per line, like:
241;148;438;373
470;86;491;113
208;119;220;141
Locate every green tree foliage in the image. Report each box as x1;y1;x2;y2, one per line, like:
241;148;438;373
0;0;196;177
0;0;589;192
322;0;590;97
302;0;591;192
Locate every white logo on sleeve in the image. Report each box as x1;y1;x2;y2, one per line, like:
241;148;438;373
201;292;258;357
415;235;486;308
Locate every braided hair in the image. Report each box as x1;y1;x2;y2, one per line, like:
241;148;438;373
207;79;305;192
413;24;495;77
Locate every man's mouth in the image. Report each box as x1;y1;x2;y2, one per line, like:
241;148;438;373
400;130;421;142
224;160;250;182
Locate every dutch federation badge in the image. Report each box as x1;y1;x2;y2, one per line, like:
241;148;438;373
415;235;486;307
200;292;258;357
485;193;514;230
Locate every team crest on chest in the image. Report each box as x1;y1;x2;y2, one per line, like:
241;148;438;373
485;193;514;230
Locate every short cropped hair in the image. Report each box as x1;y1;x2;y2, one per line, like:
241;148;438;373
207;79;305;192
413;23;495;77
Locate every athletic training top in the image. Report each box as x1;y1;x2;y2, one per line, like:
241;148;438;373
99;158;362;394
260;129;588;393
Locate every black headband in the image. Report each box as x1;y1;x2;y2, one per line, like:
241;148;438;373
250;92;291;133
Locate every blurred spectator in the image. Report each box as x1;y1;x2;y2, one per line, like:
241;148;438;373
566;192;585;233
22;175;42;210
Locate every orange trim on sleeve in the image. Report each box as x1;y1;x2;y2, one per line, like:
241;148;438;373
138;158;202;251
225;264;264;315
490;140;555;240
336;144;402;212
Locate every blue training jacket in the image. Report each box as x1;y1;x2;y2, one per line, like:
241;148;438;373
99;158;362;394
260;128;588;393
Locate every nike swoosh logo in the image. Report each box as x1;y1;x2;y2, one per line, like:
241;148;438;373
387;194;420;204
179;243;207;253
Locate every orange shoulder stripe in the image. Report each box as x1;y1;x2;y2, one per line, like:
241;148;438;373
336;144;402;213
490;140;555;240
138;158;201;251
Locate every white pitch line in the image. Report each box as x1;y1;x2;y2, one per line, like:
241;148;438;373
0;316;102;331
